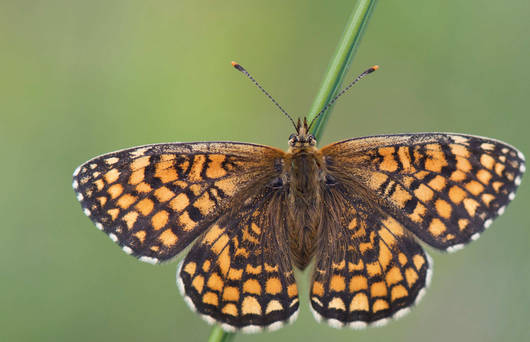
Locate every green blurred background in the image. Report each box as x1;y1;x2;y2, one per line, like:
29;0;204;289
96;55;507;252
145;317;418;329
2;1;529;341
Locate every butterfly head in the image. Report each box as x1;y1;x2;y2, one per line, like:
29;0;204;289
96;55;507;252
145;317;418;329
289;117;316;148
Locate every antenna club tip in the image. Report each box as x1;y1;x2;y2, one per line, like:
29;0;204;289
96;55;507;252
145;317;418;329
372;65;379;70
231;61;244;72
368;65;379;73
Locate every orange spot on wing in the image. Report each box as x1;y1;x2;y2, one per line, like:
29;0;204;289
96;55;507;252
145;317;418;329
287;283;298;297
117;194;136;209
131;156;150;170
154;186;175;202
349;293;369;312
265;300;283;314
481;193;495;206
413;254;425;271
135;182;152;193
202;291;218;306
193;192;215;215
450;170;467;182
448;185;466;204
245;264;262;275
391;185;412;208
242;296;261;315
480;154;495;169
159;228;177;246
456;156;472;172
206;154;227;179
265;277;282;295
366;262;382;277
243;279;261;295
136;198;154;216
122;210;138;229
477;169;492;184
214;178;237;196
222;287;240;302
155;163;178;183
169;193;189;212
104;169;120;184
330;275;346;292
405;268;419;287
152;210;169;230
429;218;446;237
415;184;434;202
207;272;224;292
188;155;206;182
134;230;146;243
312;281;324;296
373;299;389;312
349;275;368;292
370;282;388;297
428;175;446;191
391;285;408;301
463;198;479;216
107;208;119;220
328;297;346;311
178;211;197;231
192;275;205;293
465;180;484;196
435;199;452;219
129;169;144;185
94;179;104;191
183;262;196;276
369;172;389;191
385;267;403;285
222;303;238;316
108;184;123;199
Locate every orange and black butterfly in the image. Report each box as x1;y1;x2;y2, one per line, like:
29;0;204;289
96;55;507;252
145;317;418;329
72;64;525;333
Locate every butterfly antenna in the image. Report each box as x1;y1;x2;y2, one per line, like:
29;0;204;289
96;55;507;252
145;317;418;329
232;61;297;130
308;65;379;130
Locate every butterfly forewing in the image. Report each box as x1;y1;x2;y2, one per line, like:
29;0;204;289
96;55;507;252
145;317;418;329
72;142;285;263
322;133;525;252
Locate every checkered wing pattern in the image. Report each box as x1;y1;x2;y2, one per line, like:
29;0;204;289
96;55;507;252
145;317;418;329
178;183;299;332
310;186;431;328
322;133;525;252
72;142;285;264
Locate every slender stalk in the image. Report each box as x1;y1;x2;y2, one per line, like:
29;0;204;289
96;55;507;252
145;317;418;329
206;1;377;341
207;325;234;342
307;0;378;141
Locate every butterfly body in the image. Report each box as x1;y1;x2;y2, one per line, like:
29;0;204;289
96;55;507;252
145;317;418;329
73;122;524;332
281;119;322;269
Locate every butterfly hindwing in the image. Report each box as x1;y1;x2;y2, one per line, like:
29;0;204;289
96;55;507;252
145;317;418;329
72;142;285;263
322;133;525;251
178;183;299;332
310;184;431;327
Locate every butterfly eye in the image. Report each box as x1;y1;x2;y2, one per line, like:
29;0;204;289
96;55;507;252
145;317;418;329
270;177;284;189
289;134;297;141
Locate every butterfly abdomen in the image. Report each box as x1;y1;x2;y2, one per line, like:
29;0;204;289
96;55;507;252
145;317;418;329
286;148;324;269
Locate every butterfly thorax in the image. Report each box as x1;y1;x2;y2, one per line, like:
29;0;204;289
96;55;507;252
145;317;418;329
285;118;323;269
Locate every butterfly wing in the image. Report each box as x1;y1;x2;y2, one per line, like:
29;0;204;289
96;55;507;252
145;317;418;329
178;179;299;332
310;188;431;327
72;142;285;263
309;133;524;327
321;133;525;251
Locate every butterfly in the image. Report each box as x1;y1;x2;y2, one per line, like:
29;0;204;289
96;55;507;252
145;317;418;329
72;63;525;333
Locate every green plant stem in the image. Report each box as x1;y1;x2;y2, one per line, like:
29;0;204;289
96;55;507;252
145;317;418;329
207;325;234;342
206;1;377;341
307;0;378;142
